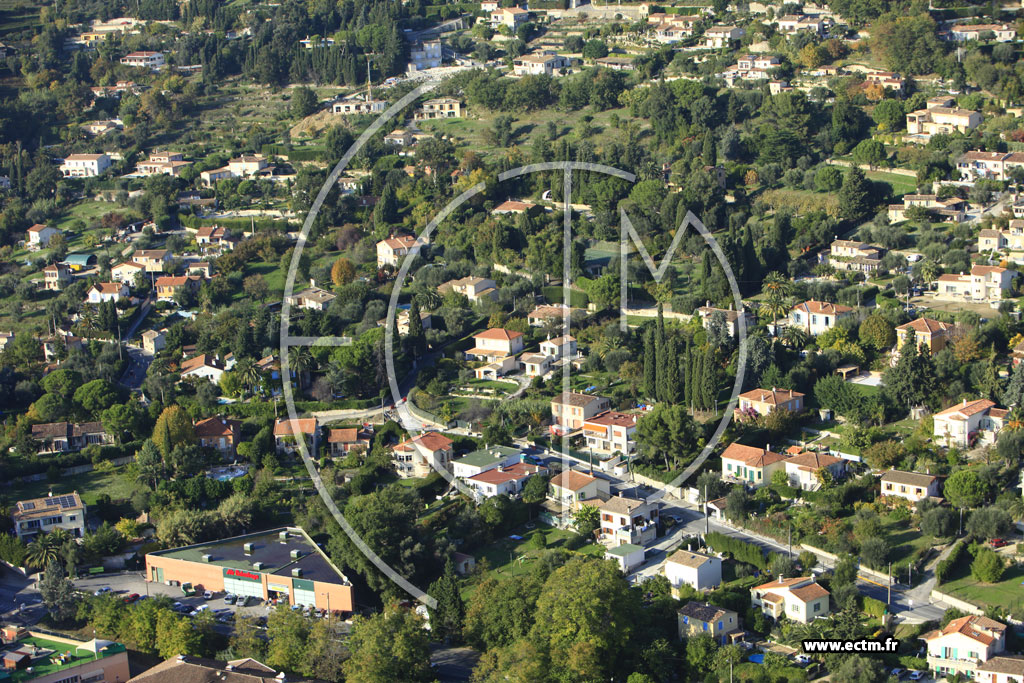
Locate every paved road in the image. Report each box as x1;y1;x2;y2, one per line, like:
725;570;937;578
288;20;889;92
429;646;480;682
119;345;152;391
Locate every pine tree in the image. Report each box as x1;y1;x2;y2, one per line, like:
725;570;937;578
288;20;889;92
428;558;465;644
39;560;76;623
702;130;716;166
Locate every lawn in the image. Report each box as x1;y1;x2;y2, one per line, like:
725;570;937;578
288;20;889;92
942;562;1024;614
3;466;138;506
883;519;934;573
865;169;919;197
463;523;602;591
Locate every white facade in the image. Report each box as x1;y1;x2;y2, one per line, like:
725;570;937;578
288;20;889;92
408;40;442;71
60;153;112;177
665;550;722;593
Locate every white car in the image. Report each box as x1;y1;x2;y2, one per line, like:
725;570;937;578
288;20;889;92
203;590;214;600
908;672;925;681
93;587;112;596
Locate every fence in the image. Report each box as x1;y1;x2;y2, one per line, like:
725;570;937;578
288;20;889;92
930;590;984;616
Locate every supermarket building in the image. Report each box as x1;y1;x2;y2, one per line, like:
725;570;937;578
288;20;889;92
145;527;353;614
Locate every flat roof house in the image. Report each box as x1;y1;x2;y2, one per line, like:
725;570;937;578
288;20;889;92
666;551;722;594
1;629;129;683
12;492;86;541
120;50;165;68
145;527;353;614
452;444;521;479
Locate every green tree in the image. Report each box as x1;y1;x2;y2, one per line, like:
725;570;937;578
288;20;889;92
428;558;465;644
302;620;347;681
522;474;549;504
883;340;937;409
152;405;196;459
529;557;636;682
343;607;433;683
291;86;318;118
39;560;76;622
858;315;895;351
74;379;122;416
155;608;200;657
573;503;600;536
830;654;887;682
838;167;873;224
135;439;166;489
265;604;311;673
871;99;904;131
972;547;1004;583
851;139;887;169
636;403;700;472
965;507;1012;540
944;469;985;510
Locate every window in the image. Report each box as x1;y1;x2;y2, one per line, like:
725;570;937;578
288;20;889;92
813;602;821;613
717;621;723;629
790;604;798;613
702;623;708;631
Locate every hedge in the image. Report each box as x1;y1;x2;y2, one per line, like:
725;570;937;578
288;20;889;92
220;398;377;419
705;531;771;571
261;144;326;162
935;540;967;586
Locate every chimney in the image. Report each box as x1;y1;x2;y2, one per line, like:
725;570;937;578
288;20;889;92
778;575;784;583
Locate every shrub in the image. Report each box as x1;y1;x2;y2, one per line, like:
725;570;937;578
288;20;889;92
972;548;1005;583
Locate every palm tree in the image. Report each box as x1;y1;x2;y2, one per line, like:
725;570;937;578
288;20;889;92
759;272;792;337
235;358;262;397
780;326;809;350
289;347;315;390
592;335;624;360
80;307;98;339
25;535;59;570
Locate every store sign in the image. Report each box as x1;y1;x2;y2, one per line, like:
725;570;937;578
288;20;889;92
268;584;290;593
224;568;261;582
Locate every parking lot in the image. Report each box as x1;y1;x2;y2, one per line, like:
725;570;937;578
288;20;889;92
71;573;340;633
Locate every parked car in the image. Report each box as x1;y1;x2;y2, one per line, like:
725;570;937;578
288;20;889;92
991;538;1010;548
224;593;237;605
889;668;904;679
203;590;214;600
93;587;112;596
189;605;210;617
123;593;140;603
908;671;925;681
172;601;187;612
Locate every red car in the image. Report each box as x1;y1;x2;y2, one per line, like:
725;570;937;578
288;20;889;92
123;593;140;603
990;538;1010;548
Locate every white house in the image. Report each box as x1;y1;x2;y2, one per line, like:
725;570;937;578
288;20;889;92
332;95;387;116
947;23;1016;41
703;25;745;48
464;462;548;499
86;282;128;304
665;550;722;594
933;398;1007;448
27;224;60;249
789;300;854;336
751;576;830;624
934;265;1016;303
491;6;529;29
776;14;824;34
976;656;1024;683
111;261;145;283
512;53;572;77
180;354;225;383
590;494;658;546
783;451;846;491
880;470;941;503
452;445;522;479
376;234;420;268
60;153;112;177
392;432;454;478
922;615;1007;680
408;40;441;71
605;543;646;573
465;328;524;361
120;51;165;68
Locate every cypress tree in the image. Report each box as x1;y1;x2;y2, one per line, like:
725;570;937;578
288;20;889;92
702;345;717;413
427;558;465;644
662;336;680;405
642;328;656;400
